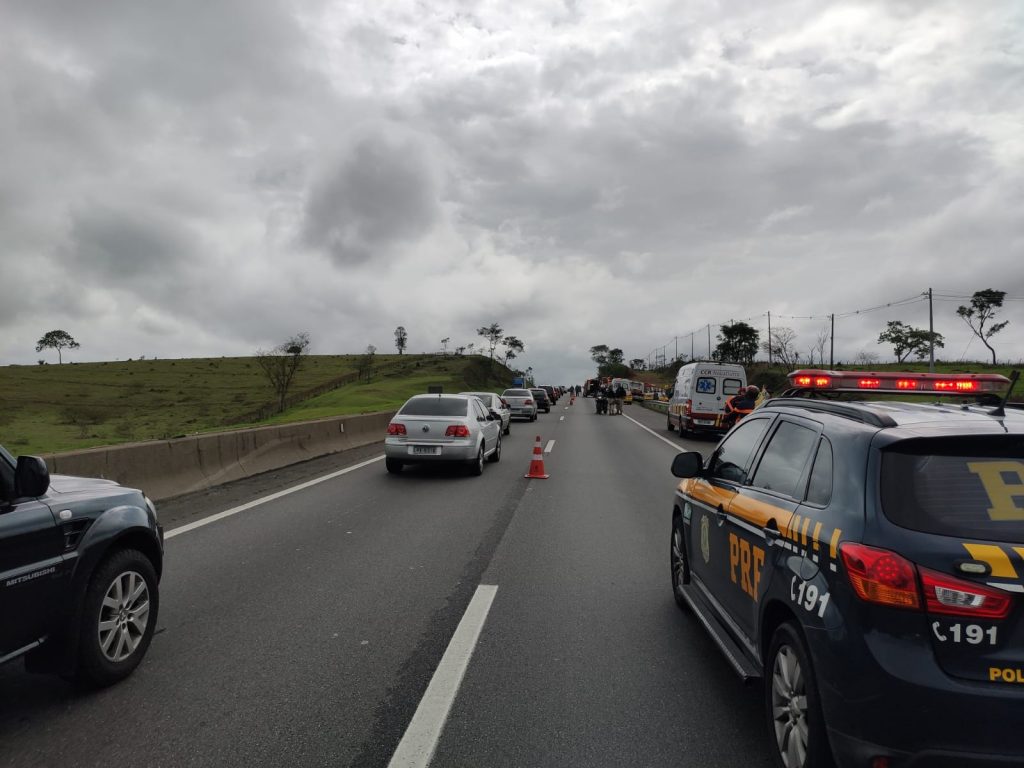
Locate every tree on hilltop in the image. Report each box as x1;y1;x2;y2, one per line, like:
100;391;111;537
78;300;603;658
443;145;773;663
255;332;311;413
957;289;1008;365
477;323;504;361
394;326;408;355
36;329;80;364
877;321;944;363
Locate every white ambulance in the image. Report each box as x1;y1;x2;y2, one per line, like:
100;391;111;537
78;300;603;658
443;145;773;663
666;362;747;436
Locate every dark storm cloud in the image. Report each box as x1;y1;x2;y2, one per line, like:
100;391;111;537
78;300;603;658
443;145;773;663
67;204;199;283
301;132;441;264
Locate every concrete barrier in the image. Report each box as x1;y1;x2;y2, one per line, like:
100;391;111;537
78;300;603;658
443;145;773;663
640;399;669;414
44;411;395;502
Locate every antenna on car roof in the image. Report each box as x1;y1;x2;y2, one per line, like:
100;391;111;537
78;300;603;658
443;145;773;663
988;370;1019;417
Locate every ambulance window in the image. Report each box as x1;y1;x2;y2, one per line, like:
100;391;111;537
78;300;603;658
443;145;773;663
750;421;818;499
804;439;833;506
696;377;716;394
723;379;742;395
710;417;772;484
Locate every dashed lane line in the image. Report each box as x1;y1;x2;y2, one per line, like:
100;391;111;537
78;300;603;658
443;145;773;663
544;440;556;453
164;455;385;539
621;413;687;452
387;584;499;768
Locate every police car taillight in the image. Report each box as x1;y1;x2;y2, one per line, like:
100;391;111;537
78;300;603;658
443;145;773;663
840;543;920;610
919;568;1012;619
788;369;1008;394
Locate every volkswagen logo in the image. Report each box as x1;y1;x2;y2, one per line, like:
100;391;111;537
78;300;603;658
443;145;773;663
422;425;430;433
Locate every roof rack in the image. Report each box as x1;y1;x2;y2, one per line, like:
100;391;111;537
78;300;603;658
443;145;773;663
760;398;897;428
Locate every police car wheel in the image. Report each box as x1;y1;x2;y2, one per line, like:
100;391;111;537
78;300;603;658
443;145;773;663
670;515;690;610
765;622;833;768
75;549;159;688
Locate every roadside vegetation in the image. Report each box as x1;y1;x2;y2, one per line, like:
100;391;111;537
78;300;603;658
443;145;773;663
1;354;512;455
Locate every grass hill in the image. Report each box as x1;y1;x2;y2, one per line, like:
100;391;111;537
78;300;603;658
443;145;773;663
0;354;514;455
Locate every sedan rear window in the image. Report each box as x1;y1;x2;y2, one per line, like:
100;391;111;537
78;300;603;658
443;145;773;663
880;437;1024;543
503;389;530;397
399;397;469;417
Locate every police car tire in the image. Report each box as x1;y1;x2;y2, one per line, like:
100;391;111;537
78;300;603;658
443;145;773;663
670;515;690;611
765;622;834;768
75;549;159;688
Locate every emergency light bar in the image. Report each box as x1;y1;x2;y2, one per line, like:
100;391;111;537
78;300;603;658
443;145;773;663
787;369;1010;395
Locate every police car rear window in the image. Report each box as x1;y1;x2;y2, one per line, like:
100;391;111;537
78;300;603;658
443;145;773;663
399;398;470;416
880;437;1024;543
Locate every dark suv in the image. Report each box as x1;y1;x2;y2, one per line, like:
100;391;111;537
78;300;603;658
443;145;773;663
669;370;1024;768
1;444;163;686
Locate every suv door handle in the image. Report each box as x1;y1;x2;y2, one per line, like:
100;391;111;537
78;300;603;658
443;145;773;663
763;526;782;547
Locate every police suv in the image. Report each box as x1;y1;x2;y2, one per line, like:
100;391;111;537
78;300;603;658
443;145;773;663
669;370;1024;768
1;444;163;686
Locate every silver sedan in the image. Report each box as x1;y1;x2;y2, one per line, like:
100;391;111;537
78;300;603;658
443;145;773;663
385;394;501;475
459;392;511;435
501;388;538;421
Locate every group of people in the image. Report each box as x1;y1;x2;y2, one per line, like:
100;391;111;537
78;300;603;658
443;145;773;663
593;382;628;415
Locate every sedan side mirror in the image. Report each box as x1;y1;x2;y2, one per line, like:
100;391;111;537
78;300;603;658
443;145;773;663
15;455;50;498
670;452;703;478
488;411;500;420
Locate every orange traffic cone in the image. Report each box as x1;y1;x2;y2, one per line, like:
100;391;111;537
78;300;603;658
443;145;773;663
525;435;550;479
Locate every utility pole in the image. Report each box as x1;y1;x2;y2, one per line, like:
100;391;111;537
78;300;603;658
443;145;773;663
707;324;712;359
691;333;694;360
767;311;772;366
830;314;835;368
928;287;935;373
674;336;678;362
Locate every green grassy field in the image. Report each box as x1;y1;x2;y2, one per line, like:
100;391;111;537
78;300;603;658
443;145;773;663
1;354;513;455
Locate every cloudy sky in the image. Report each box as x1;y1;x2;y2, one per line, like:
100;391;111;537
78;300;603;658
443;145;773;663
2;0;1022;383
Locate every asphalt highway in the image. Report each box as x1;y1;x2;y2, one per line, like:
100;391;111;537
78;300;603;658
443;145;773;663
0;400;773;768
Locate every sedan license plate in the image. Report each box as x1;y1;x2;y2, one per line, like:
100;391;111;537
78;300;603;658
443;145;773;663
695;419;715;426
411;446;441;456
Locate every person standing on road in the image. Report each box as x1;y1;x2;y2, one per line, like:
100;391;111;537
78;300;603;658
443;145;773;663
723;385;758;428
613;383;626;415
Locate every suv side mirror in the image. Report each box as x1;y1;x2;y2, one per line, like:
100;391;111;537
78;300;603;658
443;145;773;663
15;456;50;498
671;452;703;478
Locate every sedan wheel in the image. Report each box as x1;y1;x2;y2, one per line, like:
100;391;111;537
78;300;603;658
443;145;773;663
503;421;511;436
488;434;502;462
469;445;485;476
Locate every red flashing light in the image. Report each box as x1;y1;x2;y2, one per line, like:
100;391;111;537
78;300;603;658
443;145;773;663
794;375;812;387
934;380;978;392
895;379;918;390
840;543;920;610
814;377;831;387
387;423;407;436
858;378;881;389
445;424;471;438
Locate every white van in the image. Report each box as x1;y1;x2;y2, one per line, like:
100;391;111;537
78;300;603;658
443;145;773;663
667;362;747;436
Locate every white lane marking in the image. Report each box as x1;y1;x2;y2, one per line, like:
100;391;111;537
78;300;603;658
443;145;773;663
559;416;565;422
388;584;498;768
621;413;687;451
544;440;555;453
164;455;385;539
